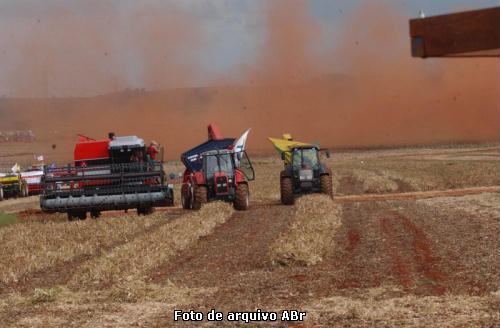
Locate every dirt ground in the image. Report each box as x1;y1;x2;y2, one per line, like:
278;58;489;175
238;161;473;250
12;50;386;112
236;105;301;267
0;144;498;327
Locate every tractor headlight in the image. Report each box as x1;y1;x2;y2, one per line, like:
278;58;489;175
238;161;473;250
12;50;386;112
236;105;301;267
299;169;313;181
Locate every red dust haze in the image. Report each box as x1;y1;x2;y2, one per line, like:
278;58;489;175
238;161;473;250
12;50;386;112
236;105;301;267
0;1;498;161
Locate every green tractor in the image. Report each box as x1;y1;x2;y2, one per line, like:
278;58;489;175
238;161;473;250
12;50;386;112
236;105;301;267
269;135;333;205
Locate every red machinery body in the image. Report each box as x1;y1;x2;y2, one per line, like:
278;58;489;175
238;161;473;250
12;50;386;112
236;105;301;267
74;139;110;166
180;124;254;210
40;134;174;220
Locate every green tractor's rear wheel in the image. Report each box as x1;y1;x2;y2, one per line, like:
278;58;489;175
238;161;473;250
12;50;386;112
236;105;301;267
192;185;207;210
280;177;295;205
320;174;333;198
234;183;249;211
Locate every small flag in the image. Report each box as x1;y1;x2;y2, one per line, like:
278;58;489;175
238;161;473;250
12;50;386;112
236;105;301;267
11;163;20;173
234;128;251;153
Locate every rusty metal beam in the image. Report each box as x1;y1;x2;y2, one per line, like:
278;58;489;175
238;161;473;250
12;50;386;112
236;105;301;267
410;7;500;58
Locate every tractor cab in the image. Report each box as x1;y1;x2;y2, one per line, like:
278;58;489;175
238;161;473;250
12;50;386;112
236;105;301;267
202;150;236;196
201;149;254;198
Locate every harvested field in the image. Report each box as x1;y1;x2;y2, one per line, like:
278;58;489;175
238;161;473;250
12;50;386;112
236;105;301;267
269;195;342;266
0;144;498;327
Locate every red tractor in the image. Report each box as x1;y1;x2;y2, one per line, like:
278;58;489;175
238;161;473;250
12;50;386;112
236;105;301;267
40;133;174;220
180;124;254;210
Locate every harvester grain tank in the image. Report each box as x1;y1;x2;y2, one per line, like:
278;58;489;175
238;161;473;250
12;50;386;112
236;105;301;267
180;124;255;210
269;134;333;205
40;134;174;220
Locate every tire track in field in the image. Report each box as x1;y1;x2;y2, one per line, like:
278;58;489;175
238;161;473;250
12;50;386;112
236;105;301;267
380;212;447;295
335;186;500;203
0;209;187;294
149;202;295;285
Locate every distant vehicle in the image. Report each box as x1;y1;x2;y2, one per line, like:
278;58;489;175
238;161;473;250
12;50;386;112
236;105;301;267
0;173;29;199
21;167;44;195
269;134;333;205
40;133;174;220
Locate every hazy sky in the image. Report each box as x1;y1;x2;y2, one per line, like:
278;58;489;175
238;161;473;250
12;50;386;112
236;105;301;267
0;0;498;97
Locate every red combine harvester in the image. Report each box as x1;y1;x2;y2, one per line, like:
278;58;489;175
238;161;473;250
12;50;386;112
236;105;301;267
40;133;174;220
180;124;255;210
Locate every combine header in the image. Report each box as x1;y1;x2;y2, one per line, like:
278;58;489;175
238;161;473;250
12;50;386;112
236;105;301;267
180;124;254;210
40;133;174;220
269;134;333;205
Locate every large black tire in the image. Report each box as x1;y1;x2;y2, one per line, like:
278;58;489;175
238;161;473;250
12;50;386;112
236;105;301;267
68;211;86;221
67;211;76;221
234;183;249;211
137;206;154;216
181;184;191;209
90;210;101;219
191;185;207;210
77;211;87;220
320;174;333;198
280;177;295;205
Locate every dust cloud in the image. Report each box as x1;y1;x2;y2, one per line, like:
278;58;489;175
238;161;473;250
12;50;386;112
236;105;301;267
0;1;498;161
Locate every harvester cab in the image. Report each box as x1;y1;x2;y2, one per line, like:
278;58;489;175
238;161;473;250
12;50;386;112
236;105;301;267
269;135;333;205
181;124;254;211
40;134;174;220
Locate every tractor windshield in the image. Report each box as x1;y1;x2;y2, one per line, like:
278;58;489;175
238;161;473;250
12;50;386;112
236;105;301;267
292;148;319;168
204;153;234;180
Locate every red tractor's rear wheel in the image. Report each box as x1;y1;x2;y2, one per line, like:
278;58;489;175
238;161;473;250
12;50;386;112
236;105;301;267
191;185;207;210
181;184;191;209
234;183;249;211
320;174;333;198
280;177;295;205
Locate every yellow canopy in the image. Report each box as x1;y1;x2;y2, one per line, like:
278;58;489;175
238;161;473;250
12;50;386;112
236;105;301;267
268;136;313;164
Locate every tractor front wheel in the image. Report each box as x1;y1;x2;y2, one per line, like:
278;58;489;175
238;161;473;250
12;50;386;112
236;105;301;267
320;174;333;198
280;177;295;205
192;185;207;210
234;183;249;211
